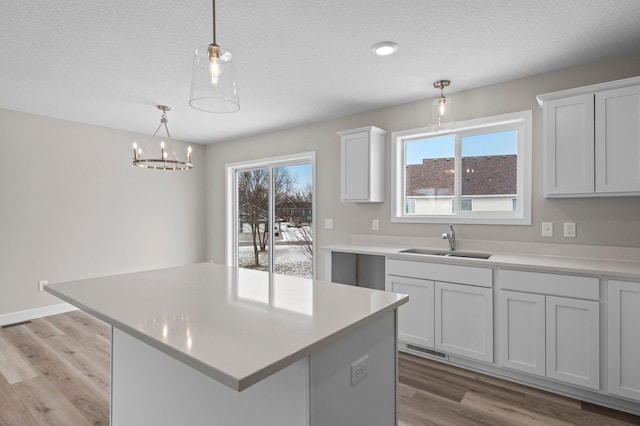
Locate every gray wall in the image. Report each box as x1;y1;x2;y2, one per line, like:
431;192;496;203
206;51;640;277
0;109;207;316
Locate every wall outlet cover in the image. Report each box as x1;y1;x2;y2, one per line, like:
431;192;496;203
351;355;369;386
324;219;333;229
372;219;379;231
542;222;553;237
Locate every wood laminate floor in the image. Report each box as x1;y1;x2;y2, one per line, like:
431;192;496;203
1;311;639;425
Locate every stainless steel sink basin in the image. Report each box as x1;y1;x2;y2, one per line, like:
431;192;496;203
399;248;492;259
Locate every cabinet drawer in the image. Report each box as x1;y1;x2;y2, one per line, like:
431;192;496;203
387;259;492;287
500;269;598;300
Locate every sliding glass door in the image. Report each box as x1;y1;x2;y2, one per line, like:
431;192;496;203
229;154;314;279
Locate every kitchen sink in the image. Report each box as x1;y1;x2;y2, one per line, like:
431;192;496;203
399;248;492;259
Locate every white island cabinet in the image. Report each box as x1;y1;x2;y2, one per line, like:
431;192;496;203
46;263;407;426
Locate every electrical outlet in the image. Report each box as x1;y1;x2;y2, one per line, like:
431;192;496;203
351;355;369;386
564;222;577;238
372;219;379;231
324;219;333;229
38;280;48;292
541;222;553;237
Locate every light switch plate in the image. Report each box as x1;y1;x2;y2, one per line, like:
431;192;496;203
324;219;333;229
564;222;576;238
541;222;553;237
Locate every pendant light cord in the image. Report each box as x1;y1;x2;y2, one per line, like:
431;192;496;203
212;0;217;45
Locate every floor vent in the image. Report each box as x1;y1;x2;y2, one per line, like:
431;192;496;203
406;344;448;360
1;320;32;329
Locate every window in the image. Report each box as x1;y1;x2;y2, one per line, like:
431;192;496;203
392;111;532;225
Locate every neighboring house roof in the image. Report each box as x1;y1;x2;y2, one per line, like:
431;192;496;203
406;155;517;196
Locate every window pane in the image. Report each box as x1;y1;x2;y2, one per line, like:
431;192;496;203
237;168;270;272
405;135;455;214
274;164;313;279
461;130;517;212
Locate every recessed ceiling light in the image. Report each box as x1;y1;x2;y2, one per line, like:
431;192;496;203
371;41;398;56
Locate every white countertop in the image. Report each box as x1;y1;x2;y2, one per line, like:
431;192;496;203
45;263;407;391
323;243;640;280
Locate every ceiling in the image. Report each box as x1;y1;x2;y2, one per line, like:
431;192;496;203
2;1;640;145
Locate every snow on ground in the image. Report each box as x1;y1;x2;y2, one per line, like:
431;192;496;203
238;225;313;278
238;244;312;278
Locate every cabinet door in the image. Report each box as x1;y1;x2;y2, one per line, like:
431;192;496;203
389;276;434;348
595;85;640;193
546;296;599;389
543;94;595;196
608;280;640;401
341;131;370;202
497;291;546;376
435;282;493;362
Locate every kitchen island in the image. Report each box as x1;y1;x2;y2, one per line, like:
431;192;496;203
45;262;407;425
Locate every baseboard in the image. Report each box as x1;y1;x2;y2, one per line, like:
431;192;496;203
0;303;77;326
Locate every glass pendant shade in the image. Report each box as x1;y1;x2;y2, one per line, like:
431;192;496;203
430;80;455;130
189;44;240;113
431;96;455;130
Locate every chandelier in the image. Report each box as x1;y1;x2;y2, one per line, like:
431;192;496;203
132;105;193;171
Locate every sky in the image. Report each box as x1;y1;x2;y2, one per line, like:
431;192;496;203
281;163;312;190
406;130;517;165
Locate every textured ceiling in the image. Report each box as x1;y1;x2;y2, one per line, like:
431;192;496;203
2;0;640;144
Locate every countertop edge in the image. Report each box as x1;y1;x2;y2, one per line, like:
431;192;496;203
323;244;640;280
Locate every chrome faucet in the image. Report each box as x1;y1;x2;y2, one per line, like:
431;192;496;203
442;224;456;251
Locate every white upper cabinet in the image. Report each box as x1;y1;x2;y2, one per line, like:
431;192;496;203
538;76;640;197
542;94;595;196
337;126;386;202
595;85;640;193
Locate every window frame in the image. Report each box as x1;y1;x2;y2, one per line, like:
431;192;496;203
391;110;532;225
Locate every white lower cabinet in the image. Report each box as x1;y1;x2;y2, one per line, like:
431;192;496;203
608;280;640;402
497;291;546;376
498;270;600;390
435;281;493;363
545;296;599;389
386;259;492;363
389;276;434;348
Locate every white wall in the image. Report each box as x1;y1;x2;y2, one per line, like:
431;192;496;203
206;51;640;277
0;109;207;316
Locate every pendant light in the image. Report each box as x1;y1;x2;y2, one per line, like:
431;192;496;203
132;105;193;171
188;0;240;113
431;80;455;130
